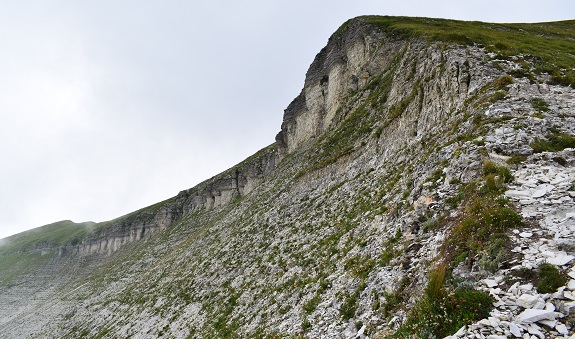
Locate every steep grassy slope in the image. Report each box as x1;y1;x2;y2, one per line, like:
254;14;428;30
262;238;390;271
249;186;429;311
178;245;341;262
1;16;575;338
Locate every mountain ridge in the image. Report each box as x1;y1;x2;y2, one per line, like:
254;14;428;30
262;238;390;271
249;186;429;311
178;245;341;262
1;16;575;338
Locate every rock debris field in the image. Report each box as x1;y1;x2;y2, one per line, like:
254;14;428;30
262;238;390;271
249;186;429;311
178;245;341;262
449;149;575;337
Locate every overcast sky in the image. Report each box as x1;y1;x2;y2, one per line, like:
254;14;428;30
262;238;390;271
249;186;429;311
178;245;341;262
0;1;573;239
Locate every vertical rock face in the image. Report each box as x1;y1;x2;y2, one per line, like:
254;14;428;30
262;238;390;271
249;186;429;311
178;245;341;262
275;18;495;157
277;19;406;154
181;145;277;213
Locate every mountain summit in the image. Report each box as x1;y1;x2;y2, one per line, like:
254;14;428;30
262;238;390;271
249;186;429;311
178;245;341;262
1;16;575;338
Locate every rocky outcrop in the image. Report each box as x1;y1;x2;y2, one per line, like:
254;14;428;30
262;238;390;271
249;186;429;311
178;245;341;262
181;145;277;213
276;19;407;154
275;18;495;157
57;145;278;256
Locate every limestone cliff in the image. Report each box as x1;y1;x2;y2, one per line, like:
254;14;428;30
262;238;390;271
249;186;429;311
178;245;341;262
276;18;488;156
1;16;575;338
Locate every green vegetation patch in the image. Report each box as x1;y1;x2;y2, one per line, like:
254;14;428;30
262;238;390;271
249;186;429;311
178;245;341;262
530;98;550;112
394;264;494;338
483;160;514;184
531;130;575;153
0;251;53;287
442;160;521;274
537;263;567;293
340;289;360;321
0;220;93;255
493;75;514;90
303;294;321;314
448;198;521;263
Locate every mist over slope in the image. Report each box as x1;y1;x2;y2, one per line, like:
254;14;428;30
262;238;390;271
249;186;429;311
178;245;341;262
1;16;575;338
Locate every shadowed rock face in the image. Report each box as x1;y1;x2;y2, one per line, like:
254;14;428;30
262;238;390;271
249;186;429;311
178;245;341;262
277;19;406;154
2;16;575;338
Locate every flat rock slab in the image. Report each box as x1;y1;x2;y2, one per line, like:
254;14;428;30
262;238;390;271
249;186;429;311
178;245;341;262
516;294;539;308
556;323;568;335
516;309;563;323
509;322;522;337
547;254;575;266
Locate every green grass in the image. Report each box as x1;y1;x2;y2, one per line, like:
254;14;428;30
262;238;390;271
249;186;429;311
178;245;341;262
493;75;514;90
0;251;53;286
303;294;321;314
340;289;360;321
531;131;575;153
0;220;94;255
530;98;550;112
449;198;521;255
441;163;522;273
483;160;514;184
335;16;575;85
394;263;494;338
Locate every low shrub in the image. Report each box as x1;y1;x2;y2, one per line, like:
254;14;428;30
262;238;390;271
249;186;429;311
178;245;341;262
491;90;507;102
303;294;321;314
531;131;575;153
548;69;575;87
483;161;514;183
442;177;522;274
340;290;360;321
455;199;521;253
537;264;567;293
441;287;494;333
477;234;510;272
507;155;527;165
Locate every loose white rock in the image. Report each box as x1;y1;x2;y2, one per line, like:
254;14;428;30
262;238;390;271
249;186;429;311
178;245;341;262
556;323;568;335
564;290;575;301
516;309;562;323
537;319;557;328
532;189;547;198
484;279;499;288
509;322;522;337
527;324;544;339
516;294;539;309
547;253;575;266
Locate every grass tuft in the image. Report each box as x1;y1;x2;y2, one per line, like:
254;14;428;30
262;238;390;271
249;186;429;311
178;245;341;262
531;131;575;153
537;264;567;293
